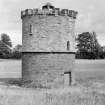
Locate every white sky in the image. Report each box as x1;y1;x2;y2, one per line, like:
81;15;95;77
0;0;105;46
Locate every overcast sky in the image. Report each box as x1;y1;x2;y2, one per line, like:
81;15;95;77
0;0;105;46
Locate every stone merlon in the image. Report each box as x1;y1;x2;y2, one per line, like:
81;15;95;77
21;3;78;19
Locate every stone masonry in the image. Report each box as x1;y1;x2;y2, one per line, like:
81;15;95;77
21;3;78;88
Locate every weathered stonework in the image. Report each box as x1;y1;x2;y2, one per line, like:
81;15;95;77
22;53;75;87
21;3;78;88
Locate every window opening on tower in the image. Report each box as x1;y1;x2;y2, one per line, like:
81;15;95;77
67;41;70;51
29;24;32;35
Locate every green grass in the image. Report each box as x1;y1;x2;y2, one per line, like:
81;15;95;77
0;59;21;78
75;59;105;71
75;60;105;86
0;85;105;105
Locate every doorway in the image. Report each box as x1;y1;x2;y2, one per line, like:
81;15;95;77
64;71;72;86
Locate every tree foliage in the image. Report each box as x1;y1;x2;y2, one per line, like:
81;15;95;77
0;33;12;58
12;44;22;59
76;32;102;59
13;44;22;52
0;33;13;58
1;33;12;47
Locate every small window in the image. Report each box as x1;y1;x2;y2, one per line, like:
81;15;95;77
67;41;70;51
29;24;32;35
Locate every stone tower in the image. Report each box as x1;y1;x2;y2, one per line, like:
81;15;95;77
21;3;78;88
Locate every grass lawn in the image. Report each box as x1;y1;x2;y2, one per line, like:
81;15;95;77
75;60;105;85
0;59;21;78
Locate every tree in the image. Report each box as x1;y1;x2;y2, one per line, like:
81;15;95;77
91;32;102;59
0;33;12;58
0;40;12;58
1;33;12;47
13;44;22;52
100;46;105;59
12;44;22;59
76;32;101;59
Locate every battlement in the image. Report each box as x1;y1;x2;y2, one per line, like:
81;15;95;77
21;4;78;19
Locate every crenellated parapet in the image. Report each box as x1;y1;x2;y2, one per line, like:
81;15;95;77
21;4;78;19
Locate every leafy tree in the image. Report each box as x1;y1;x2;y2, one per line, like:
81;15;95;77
12;44;22;59
13;44;22;52
0;40;12;58
91;32;102;58
1;33;12;47
100;46;105;59
0;33;12;58
76;32;101;59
